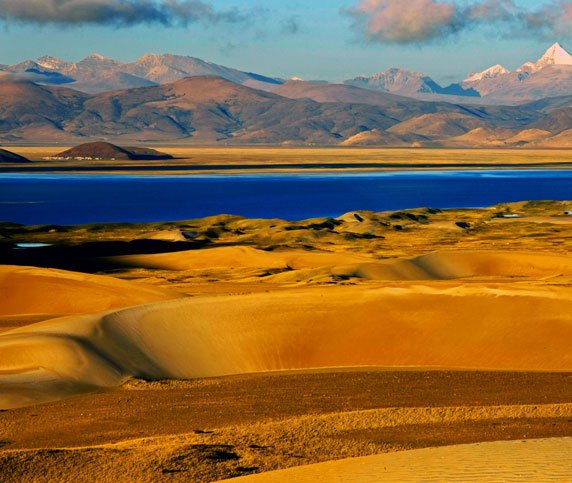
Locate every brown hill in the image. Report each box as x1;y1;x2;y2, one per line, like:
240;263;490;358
530;107;572;134
0;75;567;146
66;76;403;144
340;129;425;146
270;81;451;117
386;112;489;139
0;148;29;163
54;142;173;160
0;79;86;141
270;81;539;129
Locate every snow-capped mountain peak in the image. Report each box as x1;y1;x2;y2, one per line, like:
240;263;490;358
465;64;509;82
517;42;572;73
538;42;572;66
516;61;536;73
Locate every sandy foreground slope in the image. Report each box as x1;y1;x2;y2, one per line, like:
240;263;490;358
227;437;572;482
0;204;571;481
1;394;571;482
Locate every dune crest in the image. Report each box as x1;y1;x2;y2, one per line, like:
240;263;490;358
0;265;180;316
1;275;571;408
111;247;572;283
109;245;371;271
271;249;572;283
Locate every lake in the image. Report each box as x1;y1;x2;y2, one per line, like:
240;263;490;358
1;170;572;225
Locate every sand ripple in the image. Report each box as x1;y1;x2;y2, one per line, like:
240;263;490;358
227;437;572;482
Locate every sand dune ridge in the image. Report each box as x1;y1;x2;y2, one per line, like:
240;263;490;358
1;276;571;408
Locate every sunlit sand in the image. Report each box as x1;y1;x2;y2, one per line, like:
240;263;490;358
0;202;571;480
227;437;572;482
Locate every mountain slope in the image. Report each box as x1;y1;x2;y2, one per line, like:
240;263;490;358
344;68;478;99
465;65;510;82
4;53;283;94
487;66;572;103
0;75;567;146
0;80;87;140
269;81;460;118
14;76;404;144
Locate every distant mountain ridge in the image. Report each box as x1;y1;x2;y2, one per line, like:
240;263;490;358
345;42;572;104
344;68;479;98
0;52;283;94
4;44;572;147
3;42;572;103
460;43;572;102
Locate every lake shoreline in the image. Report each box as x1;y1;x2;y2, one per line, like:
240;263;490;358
4;146;572;175
3;162;572;175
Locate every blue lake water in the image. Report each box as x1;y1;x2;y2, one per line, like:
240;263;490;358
1;170;572;225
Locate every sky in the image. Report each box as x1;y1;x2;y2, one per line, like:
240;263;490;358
0;0;570;84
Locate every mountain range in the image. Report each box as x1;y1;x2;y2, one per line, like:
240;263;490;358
3;43;572;147
3;43;572;104
3;73;572;147
0;52;282;94
344;43;572;104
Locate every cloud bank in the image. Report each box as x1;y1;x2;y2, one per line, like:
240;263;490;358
0;0;247;27
347;0;572;44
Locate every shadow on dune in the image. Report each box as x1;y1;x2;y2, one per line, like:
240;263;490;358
0;239;211;272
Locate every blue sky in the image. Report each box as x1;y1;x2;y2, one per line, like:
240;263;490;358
0;0;567;83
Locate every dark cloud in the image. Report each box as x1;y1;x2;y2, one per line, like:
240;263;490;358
346;0;572;44
0;0;248;27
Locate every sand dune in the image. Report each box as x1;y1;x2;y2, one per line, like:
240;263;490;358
1;268;571;408
2;249;571;409
269;249;572;283
110;246;572;283
0;265;180;316
227;437;572;482
108;245;370;271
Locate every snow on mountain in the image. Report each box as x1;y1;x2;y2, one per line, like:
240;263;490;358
461;43;572;100
520;42;572;73
5;41;572;102
515;62;536;74
465;64;509;82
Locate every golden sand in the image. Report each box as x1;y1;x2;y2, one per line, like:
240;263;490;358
0;265;180;316
226;437;572;482
1;249;572;409
0;202;571;480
